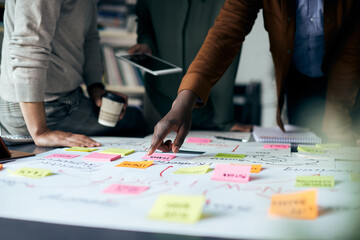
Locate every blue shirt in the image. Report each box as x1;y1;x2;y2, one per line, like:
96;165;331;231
292;0;324;78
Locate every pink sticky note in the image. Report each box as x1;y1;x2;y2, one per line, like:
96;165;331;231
45;153;80;159
185;137;212;143
263;144;290;149
83;152;121;162
141;153;176;161
211;164;251;183
102;184;149;195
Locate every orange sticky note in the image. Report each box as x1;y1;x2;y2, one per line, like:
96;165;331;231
269;189;318;219
116;160;153;169
231;164;262;173
0;164;3;170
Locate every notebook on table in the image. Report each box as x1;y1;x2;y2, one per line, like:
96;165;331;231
252;125;322;144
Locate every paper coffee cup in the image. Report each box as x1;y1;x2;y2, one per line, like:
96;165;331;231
98;92;125;127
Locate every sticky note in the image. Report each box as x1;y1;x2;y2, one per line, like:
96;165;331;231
185;137;212;143
45;153;80;159
295;176;335;188
173;165;210;175
316;143;342;149
82;152;121;162
116;160;153;169
103;184;149;195
214;153;246;159
9;167;52;179
297;146;324;154
269;189;318;219
350;173;360;182
99;148;135;156
231;164;262;173
65;147;98;152
0;164;3;170
263;144;290;149
211;164;251;183
142;153;176;161
148;195;205;224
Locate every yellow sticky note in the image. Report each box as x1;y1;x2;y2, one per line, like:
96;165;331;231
148;195;205;224
9;167;52;179
100;148;135;156
65;147;98;152
315;143;342;149
297;146;324;154
231;164;262;173
214;153;246;159
269;189;318;219
173;165;210;175
351;173;360;182
116;160;153;169
295;176;335;188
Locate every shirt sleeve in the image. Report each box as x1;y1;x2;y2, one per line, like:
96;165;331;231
10;0;63;102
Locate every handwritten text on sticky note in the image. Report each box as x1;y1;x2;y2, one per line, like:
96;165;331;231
45;153;80;159
100;148;135;156
297;146;324;154
214;153;246;159
269;189;318;219
116;161;153;169
185;137;212;144
295;176;335;188
65;147;98;152
142;153;176;161
103;184;149;195
173;165;210;175
211;164;251;183
10;167;52;179
263;144;290;149
148;195;205;223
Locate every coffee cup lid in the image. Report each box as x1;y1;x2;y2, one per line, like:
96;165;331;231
103;92;126;103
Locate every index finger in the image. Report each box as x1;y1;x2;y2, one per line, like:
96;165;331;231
147;123;174;155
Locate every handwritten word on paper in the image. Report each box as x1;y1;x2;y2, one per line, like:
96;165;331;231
142;153;176;161
83;152;121;162
185;137;212;144
263;144;290;149
103;184;149;195
214;153;246;159
231;164;262;173
295;176;335;188
45;153;80;159
269;189;318;219
65;147;98;152
173;165;210;175
297;146;324;154
99;148;135;156
350;173;360;182
116;161;153;169
148;195;205;224
211;164;251;183
9;167;52;179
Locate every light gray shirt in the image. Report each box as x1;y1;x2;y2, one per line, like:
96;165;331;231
0;0;103;102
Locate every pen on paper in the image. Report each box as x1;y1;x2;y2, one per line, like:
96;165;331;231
215;136;244;142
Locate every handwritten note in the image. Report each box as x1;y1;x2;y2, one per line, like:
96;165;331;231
83;152;121;162
103;184;149;195
263;144;290;149
214;153;246;159
350;173;360;182
231;164;262;173
173;165;210;175
9;167;52;179
142;153;176;161
148;195;205;224
45;153;80;159
116;161;153;169
295;176;335;188
185;137;212;144
269;189;318;219
99;148;135;156
211;164;251;183
65;147;98;152
297;146;324;154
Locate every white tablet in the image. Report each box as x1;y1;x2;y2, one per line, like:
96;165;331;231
115;53;182;76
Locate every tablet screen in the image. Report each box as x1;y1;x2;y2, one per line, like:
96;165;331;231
120;54;177;71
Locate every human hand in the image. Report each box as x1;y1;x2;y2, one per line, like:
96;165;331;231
229;123;253;132
127;44;152;55
147;90;198;155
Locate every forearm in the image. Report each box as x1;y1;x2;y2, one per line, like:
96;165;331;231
19;102;48;138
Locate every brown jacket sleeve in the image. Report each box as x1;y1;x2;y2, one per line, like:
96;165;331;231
178;0;261;106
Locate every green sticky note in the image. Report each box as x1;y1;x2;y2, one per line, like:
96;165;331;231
9;167;52;179
214;153;246;159
99;148;135;156
148;195;205;224
295;176;335;188
316;143;342;150
65;147;98;152
297;146;324;154
350;173;360;182
173;165;210;175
